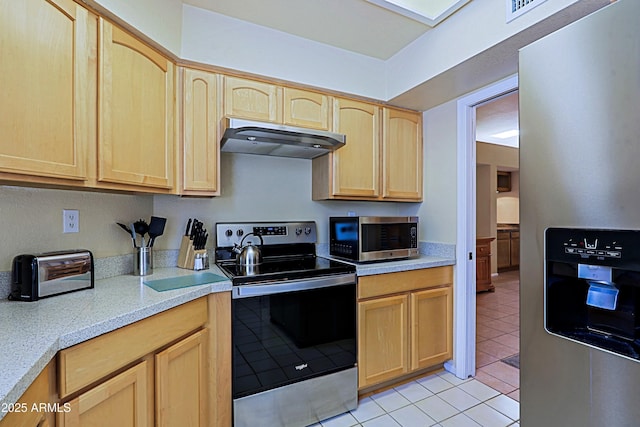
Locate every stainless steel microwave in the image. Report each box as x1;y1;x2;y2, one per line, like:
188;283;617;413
329;216;419;262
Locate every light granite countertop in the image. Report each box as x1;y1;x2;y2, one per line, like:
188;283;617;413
0;266;232;421
0;250;455;421
338;254;455;276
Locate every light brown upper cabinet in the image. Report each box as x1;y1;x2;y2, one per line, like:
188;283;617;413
383;108;423;200
180;68;220;196
97;19;175;192
312;100;423;202
283;88;331;130
223;76;281;123
0;0;95;185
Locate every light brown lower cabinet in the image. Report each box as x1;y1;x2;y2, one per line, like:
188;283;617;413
60;361;150;427
0;360;56;427
357;267;453;391
156;329;208;427
56;294;230;426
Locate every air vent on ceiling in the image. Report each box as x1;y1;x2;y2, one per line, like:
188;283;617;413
506;0;548;22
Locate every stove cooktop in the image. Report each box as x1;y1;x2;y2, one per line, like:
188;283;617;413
217;255;355;285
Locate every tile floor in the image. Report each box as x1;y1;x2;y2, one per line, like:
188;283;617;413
311;270;521;427
475;270;520;401
312;371;520;427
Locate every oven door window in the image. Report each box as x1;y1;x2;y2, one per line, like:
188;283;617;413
232;283;356;399
361;223;414;252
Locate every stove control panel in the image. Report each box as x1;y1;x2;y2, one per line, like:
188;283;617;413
216;221;317;247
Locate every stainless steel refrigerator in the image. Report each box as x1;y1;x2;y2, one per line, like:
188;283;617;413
519;0;640;425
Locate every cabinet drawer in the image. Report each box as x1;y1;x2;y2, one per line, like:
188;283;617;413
511;231;519;239
58;298;207;398
358;267;453;300
476;244;490;256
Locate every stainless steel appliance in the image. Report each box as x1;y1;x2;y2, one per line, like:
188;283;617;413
519;1;640;425
329;216;418;262
220;118;346;159
215;221;357;427
9;250;94;301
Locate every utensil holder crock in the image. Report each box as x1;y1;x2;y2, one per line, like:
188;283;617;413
134;247;153;276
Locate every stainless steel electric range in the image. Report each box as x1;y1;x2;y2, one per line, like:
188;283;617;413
215;221;358;427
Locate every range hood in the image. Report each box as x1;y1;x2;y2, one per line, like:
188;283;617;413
220;118;346;159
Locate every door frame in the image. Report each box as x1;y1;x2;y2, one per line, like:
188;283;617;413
446;74;518;379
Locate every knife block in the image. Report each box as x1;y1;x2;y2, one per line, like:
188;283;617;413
177;237;209;270
177;236;194;269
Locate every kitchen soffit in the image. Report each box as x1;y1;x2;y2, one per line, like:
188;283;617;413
182;0;471;60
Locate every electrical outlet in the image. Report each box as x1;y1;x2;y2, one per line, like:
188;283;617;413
63;209;79;233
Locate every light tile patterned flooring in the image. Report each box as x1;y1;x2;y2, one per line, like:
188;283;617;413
312;270;521;427
475;270;520;401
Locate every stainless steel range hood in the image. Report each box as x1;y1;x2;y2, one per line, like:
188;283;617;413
220;118;346;159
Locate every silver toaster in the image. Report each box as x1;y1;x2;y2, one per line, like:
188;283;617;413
10;250;94;301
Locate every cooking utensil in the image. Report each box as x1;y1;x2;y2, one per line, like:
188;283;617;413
147;216;167;247
117;222;137;247
133;219;149;247
129;222;138;248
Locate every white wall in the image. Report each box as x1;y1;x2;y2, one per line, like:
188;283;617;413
415;100;459;244
180;5;387;100
92;0;183;55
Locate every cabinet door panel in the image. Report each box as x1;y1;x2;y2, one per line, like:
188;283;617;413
156;329;208;427
0;0;92;181
410;287;453;370
333;99;380;197
182;68;219;195
59;361;149;427
283;88;330;130
383;108;422;200
358;295;408;388
98;20;174;190
224;77;280;122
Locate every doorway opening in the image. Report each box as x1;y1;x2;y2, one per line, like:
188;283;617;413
450;74;518;388
474;91;521;400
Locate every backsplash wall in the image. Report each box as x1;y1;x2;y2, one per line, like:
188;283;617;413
0;186;153;271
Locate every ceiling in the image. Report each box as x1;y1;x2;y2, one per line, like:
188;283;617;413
182;0;470;60
476;91;519;149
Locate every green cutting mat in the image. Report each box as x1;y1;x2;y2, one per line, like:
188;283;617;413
144;272;227;292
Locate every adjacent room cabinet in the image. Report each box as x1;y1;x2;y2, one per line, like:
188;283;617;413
312;99;423;202
498;229;520;271
97;19;175;191
357;267;453;390
476;237;496;292
0;0;94;185
180;68;220;196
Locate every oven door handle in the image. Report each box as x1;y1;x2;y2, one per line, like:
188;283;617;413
232;274;356;299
